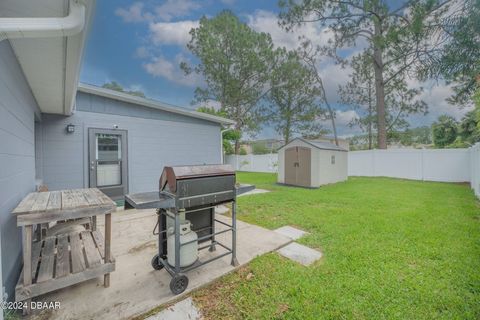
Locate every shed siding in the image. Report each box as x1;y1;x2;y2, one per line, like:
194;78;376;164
37;93;222;193
0;41;39;297
278;139;348;187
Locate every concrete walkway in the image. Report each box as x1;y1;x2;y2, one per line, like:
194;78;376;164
31;209;291;320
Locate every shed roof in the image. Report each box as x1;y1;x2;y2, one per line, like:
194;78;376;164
77;83;235;126
279;137;348;152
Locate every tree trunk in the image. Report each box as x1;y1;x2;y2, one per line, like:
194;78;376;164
234;139;240;154
373;21;387;149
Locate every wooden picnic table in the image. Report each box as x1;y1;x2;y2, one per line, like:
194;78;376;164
12;188;116;312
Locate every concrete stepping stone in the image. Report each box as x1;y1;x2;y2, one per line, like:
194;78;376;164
145;297;201;320
215;205;229;214
274;226;308;240
277;242;322;266
237;188;270;197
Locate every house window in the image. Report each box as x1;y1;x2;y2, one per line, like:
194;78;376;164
331;155;335;164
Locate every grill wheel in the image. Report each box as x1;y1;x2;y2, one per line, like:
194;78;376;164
151;254;164;270
170;274;189;295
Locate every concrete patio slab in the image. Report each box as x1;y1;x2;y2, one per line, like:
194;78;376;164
274;226;309;240
277;242;322;266
30;209;291;320
237;188;270;197
144;297;201;320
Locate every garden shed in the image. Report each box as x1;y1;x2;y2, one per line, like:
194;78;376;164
277;138;348;188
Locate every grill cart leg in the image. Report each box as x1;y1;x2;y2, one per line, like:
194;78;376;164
152;209;166;270
174;209;183;273
209;207;216;252
231;200;239;267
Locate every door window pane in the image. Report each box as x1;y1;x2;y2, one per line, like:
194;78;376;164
96;134;121;186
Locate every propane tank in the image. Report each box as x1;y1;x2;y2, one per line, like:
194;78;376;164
167;220;198;267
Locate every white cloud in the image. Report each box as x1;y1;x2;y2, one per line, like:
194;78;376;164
154;0;201;22
407;80;473;126
134;46;152;59
149;20;199;46
115;2;154;23
247;10;332;51
115;0;200;23
143;53;203;87
319;109;361;136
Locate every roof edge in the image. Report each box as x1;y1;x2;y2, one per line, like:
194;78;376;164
278;137;348;152
77;83;235;125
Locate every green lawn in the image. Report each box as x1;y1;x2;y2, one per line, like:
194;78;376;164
193;173;480;320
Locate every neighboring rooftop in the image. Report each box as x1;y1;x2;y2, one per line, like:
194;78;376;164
77;83;235;126
279;137;348;152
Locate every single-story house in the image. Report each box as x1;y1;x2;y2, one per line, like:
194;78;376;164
0;0;233;300
277;138;348;188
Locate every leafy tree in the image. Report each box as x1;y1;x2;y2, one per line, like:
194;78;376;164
102;81;145;98
419;0;480;105
458;110;480;145
339;52;427;148
432;115;458;147
183;11;279;154
339;52;376;149
196;106;240;155
268;50;325;143
296;40;339;145
239;147;248;155
251;142;271;155
279;0;450;149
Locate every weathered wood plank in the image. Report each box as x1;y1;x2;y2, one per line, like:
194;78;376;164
55;235;70;278
46;191;61;211
91;231;105;259
70;232;86;274
81;232;102;268
31;241;42;279
22;226;33;286
61;190;75;209
104;213;112;287
83;189;100;206
30;192;50;212
17;205;115;226
37;237;55;283
16;262;115;302
92;188;116;206
12;193;38;214
73;189;90;208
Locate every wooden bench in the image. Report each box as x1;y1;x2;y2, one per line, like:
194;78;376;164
12;188;116;314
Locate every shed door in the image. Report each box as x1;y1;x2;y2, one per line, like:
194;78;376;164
284;146;311;187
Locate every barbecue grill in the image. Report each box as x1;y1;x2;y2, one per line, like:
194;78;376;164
124;164;254;294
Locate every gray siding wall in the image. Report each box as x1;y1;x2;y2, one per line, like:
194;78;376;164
37;92;222;193
0;41;39;297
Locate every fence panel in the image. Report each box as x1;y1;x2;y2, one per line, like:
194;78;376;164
225;154;278;173
471;143;480;198
348;148;470;182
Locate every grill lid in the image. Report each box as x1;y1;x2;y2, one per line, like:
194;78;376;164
159;164;235;193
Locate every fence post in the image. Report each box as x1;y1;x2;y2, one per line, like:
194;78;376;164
421;148;425;181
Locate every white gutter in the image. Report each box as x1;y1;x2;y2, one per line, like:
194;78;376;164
0;0;85;41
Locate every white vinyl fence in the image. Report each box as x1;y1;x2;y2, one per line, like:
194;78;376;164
226;154;278;173
226;144;480;199
348;148;471;182
470;143;480;198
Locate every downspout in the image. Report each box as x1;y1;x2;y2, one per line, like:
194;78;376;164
0;0;86;41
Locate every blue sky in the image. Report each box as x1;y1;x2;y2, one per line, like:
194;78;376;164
80;0;467;139
81;1;279;107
